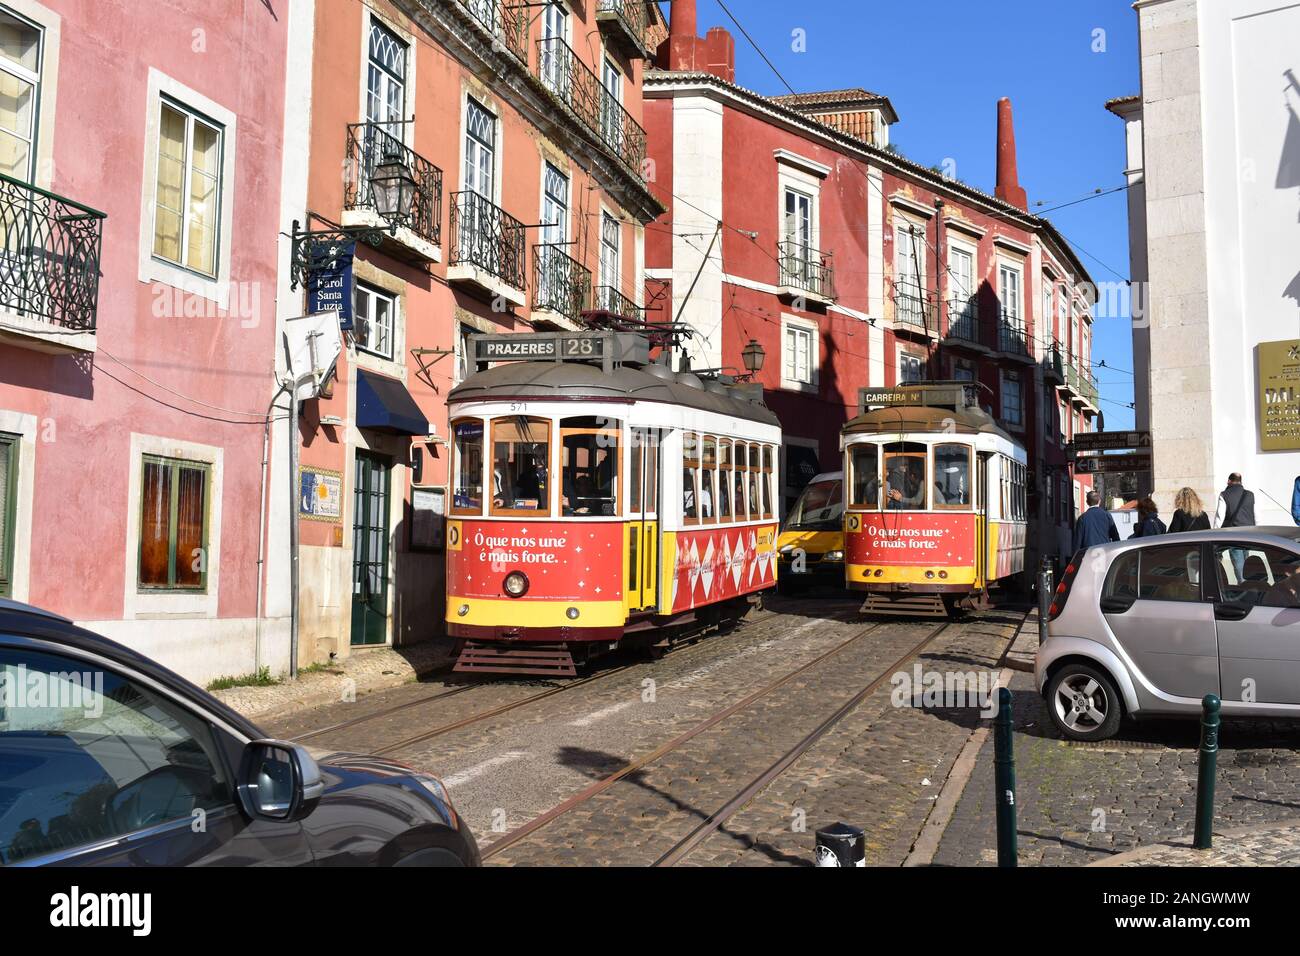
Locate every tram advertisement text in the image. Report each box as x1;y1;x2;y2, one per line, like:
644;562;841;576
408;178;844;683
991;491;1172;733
846;513;975;566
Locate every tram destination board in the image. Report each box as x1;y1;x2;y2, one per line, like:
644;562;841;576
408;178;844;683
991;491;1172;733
473;331;648;370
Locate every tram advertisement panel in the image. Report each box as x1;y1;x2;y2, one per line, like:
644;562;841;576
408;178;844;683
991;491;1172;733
846;513;974;566
446;520;622;601
671;524;778;613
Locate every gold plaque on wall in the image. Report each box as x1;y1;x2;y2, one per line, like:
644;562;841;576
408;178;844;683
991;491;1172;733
1258;339;1300;451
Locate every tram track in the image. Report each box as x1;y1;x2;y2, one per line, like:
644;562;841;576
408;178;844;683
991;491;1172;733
288;601;798;751
479;616;950;863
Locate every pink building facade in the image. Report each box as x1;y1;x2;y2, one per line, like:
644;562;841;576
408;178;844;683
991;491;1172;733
0;0;290;682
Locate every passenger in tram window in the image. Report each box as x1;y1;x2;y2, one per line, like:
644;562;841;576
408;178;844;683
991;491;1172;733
885;458;925;510
683;466;697;519
934;445;971;508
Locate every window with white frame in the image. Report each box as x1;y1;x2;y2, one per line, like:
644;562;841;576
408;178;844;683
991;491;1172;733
899;351;925;385
1041;279;1052;346
0;8;41;181
353;282;396;360
540;2;568;94
601;57;623;149
537;163;569;310
1057;293;1068;353
464;97;495;199
894;223;925;326
997;261;1023;352
782;318;817;391
1000;370;1023;426
600;211;620;291
947;243;975;336
366;20;406;136
152;99;224;278
455;322;476;384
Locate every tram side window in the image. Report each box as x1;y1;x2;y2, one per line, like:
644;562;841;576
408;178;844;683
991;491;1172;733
561;416;620;517
761;446;774;519
452;419;484;515
717;440;732;521
849;444;880;509
883;442;927;511
933;444;971;510
683;432;699;523
629;429;643;514
734;441;748;521
491;417;550;515
747;444;761;522
701;438;717;521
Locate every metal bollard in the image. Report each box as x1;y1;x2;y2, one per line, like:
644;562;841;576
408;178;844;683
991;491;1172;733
1193;694;1221;850
1038;558;1054;646
814;822;865;867
994;686;1017;867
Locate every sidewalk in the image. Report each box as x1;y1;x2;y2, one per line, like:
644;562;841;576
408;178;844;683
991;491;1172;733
1093;819;1300;866
210;639;456;724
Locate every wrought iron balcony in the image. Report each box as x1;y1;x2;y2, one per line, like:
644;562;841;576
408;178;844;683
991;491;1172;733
449;191;527;292
532;244;591;322
0;173;105;344
537;36;647;178
945;298;984;346
596;0;652;59
586;284;642;323
1042;345;1065;384
892;281;933;331
344;123;442;248
997;314;1030;356
1066;360;1099;408
777;239;835;301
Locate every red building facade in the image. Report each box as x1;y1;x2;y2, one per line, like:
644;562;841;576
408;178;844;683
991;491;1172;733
645;0;1098;567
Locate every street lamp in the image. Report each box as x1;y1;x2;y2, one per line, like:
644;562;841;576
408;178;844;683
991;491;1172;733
370;151;418;230
741;338;766;375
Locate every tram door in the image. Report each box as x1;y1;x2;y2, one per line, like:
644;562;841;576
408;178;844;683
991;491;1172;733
976;453;990;587
627;428;661;611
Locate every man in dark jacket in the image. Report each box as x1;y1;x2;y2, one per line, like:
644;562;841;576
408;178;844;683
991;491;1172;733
1073;491;1120;552
1214;473;1257;527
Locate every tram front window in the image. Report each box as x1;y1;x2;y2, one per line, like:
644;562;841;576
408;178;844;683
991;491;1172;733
933;444;972;509
492;417;550;515
561;417;620;516
452;419;484;514
849;444;880;509
883;443;927;511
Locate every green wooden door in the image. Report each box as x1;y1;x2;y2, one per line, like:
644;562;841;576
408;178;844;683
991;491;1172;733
351;451;391;646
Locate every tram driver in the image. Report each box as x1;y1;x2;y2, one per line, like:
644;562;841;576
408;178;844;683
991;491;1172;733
885;458;925;510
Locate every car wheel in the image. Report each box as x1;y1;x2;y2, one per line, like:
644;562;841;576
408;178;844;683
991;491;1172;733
393;847;467;867
1046;663;1122;741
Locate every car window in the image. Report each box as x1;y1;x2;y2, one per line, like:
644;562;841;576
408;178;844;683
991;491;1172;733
1214;545;1300;609
1103;551;1139;601
0;646;232;865
1138;543;1201;602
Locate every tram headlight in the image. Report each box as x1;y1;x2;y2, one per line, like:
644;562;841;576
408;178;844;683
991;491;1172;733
824;550;844;563
457;604;470;617
873;569;883;577
566;607;580;620
938;570;948;579
925;570;936;579
503;572;529;597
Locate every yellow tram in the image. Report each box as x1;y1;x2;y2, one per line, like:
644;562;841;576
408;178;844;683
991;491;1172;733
841;382;1028;616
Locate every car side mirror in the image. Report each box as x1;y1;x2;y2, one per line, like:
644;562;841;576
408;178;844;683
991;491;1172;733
237;740;325;823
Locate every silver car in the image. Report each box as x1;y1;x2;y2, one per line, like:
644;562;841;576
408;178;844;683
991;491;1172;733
1036;527;1300;741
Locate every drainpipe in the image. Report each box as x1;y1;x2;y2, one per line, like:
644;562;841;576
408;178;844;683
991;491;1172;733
289;381;300;679
255;383;290;675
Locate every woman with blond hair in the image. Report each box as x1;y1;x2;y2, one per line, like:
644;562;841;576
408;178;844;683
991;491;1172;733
1169;487;1211;533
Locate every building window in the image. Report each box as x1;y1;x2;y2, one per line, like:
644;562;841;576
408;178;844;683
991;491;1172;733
947;244;975;337
353;283;396;360
455;322;476;383
464;97;495;199
366;20;406;134
0;8;41;181
952;359;975;382
894;223;925;326
600;211;620;290
152;99;224;278
539;2;568;94
899;351;925;385
601;57;623;149
0;432;15;597
138;456;210;591
781;318;817;391
1000;371;1023;427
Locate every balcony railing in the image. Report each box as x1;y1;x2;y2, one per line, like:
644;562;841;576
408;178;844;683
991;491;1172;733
587;284;642;323
532;244;591;322
893;281;931;330
0;173;105;334
997;314;1030;355
778;239;836;301
537;36;647;177
1042;345;1065;384
946;298;982;345
1066;361;1100;407
449;191;527;291
596;0;650;56
344;123;443;247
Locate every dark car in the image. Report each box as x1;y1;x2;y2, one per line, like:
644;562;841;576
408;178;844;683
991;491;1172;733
0;600;479;866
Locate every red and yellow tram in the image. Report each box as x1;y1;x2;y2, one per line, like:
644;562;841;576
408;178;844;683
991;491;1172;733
842;382;1028;616
445;331;781;675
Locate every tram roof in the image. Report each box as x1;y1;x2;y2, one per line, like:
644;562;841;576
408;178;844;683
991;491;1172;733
842;404;1015;442
448;361;781;428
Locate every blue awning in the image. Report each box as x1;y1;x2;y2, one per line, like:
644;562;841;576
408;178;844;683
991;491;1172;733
355;369;429;435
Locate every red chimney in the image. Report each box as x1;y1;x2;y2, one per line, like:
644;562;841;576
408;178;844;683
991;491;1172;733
659;1;734;81
995;97;1028;211
668;0;699;71
670;0;697;40
704;27;735;84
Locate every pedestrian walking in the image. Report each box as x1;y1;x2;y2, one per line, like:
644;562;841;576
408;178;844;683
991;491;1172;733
1214;473;1256;581
1072;490;1120;552
1169;487;1211;533
1291;476;1300;526
1131;497;1167;538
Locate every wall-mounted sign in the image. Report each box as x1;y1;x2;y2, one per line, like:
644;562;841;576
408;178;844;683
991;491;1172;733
1071;431;1152;453
299;467;342;521
306;239;355;330
1258;339;1300;452
410;487;446;552
1073;454;1151;475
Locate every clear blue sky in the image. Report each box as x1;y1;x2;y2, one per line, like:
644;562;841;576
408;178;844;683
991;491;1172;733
677;0;1141;429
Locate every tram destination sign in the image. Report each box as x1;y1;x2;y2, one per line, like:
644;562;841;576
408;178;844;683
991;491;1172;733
1070;430;1152;453
473;331;648;371
1073;454;1151;475
858;383;977;413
